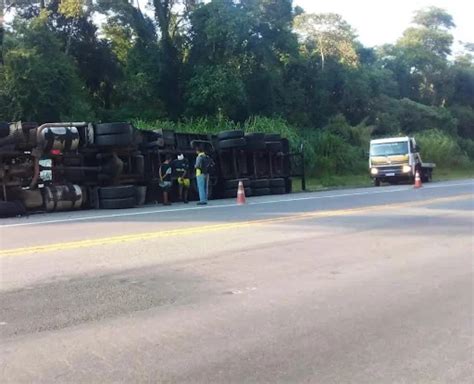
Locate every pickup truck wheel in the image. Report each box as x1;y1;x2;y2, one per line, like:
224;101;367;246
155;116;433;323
374;178;381;187
99;185;136;199
217;130;244;140
95;122;132;135
100;197;136;209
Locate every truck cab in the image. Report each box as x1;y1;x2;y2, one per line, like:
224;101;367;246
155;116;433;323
369;136;435;186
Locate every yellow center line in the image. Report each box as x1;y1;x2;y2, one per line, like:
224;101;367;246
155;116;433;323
1;194;471;258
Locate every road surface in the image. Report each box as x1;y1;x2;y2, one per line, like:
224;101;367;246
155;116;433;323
1;180;473;383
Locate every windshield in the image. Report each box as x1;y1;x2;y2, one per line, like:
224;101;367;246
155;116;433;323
370;142;409;156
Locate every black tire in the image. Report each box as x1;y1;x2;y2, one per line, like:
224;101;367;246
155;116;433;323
251;179;270;188
374;178;381;187
95;133;133;147
99;185;136;199
100;197;136;209
285;178;293;193
246;139;266;151
266;141;283;152
224;178;251;189
253;187;271;196
224;188;252;198
245;133;265;141
270;178;285;187
0;201;27;218
0;122;10;138
264;133;281;141
95;122;132;136
218;137;247;150
217;130;244;141
271;187;286;195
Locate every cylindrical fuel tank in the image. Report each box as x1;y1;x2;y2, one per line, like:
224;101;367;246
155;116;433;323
38;127;80;152
42;184;85;212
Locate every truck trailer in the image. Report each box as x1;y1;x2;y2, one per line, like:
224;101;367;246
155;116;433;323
0;121;299;217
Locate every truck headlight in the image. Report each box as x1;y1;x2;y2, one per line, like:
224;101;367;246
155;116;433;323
402;165;412;173
370;168;378;175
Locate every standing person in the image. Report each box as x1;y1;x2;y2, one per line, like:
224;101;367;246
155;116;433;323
159;154;173;206
173;154;190;203
195;145;210;205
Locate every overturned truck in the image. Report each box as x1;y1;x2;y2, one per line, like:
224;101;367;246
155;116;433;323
0;121;300;216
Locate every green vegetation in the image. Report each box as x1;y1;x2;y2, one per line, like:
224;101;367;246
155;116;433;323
1;1;473;179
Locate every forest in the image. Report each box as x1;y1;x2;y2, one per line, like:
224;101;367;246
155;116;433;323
1;0;473;179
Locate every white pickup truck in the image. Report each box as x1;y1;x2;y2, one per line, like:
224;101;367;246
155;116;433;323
369;136;435;186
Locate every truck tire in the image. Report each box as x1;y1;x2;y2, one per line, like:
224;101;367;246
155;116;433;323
285;178;293;193
95;133;133;147
99;185;136;199
266;141;283;152
100;197;136;209
0;201;27;218
270;178;285;187
95;122;132;136
0;122;10;138
253;187;271;196
217;130;244;140
224;178;251;189
218;138;247;150
271;187;286;195
246;139;266;151
264;133;281;141
374;178;381;187
251;179;270;188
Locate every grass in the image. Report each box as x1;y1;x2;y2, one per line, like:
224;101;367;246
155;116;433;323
291;167;473;193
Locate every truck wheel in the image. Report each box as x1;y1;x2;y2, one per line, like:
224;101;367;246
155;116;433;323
218;138;247;150
217;130;244;141
95;122;132;135
264;133;281;141
374;178;381;187
0;122;10;138
271;187;286;195
0;201;27;218
224;178;250;189
266;141;283;152
253;187;271;196
270;178;285;187
100;197;136;209
99;185;136;199
251;179;270;188
95;133;133;147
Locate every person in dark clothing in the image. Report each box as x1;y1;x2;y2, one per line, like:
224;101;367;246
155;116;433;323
159;154;173;205
173;154;190;203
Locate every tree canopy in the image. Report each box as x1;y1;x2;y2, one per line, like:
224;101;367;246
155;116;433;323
0;1;472;147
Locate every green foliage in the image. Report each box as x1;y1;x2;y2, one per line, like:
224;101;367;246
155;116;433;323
416;130;471;168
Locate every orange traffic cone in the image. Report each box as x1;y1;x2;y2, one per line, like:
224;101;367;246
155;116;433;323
237;180;246;205
414;170;423;189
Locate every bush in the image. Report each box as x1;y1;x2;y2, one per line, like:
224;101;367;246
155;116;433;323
416;130;471;168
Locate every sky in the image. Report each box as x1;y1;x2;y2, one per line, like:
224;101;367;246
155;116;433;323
294;0;472;51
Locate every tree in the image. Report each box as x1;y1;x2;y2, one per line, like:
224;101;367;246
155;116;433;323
294;12;358;70
396;7;455;106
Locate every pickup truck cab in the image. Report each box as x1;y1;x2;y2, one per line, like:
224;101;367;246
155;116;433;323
369;136;435;186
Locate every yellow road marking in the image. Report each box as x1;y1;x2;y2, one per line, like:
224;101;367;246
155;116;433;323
1;194;471;258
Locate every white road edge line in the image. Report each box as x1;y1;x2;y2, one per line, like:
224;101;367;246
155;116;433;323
1;181;472;228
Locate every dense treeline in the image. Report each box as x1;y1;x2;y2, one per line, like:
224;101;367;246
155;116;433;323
0;0;473;174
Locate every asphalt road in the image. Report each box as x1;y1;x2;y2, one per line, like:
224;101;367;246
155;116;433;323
1;180;473;383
